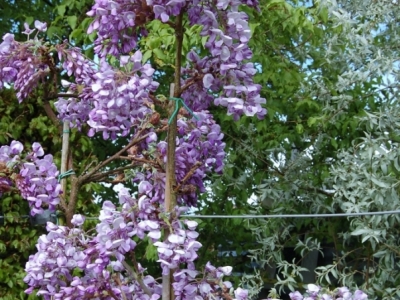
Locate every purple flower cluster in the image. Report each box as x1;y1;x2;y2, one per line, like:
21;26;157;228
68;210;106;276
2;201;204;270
53;79;92;130
87;52;158;139
25;186;246;299
0;141;61;215
131;110;225;206
53;44;97;128
0;22;50;102
155;219;201;275
56;43;96;85
24;220;139;300
52;43;97;130
24;187;170;298
87;0;153;57
86;0;196;57
0;140;23;197
285;284;368;300
180;0;266;120
24;222;87;298
174;110;225;205
85;0;266;120
172;262;238;299
55;48;159;139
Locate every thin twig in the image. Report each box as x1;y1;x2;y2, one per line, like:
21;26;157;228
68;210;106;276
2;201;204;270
44;93;80;101
125;156;164;170
79;131;150;184
122;260;152;296
174;161;202;192
89;165;137;182
113;274;128;300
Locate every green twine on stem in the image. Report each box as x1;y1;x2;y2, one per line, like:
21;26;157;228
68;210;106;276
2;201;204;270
168;97;199;125
58;169;75;182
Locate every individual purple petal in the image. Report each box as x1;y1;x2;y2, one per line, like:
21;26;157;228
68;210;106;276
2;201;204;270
203;74;214;89
289;291;304;300
71;214;85;226
34;20;47;32
23;23;34;35
234;287;248;300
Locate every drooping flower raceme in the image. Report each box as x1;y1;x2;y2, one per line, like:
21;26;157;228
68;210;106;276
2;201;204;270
54;47;159;139
24;188;242;300
86;0;266;123
85;52;159;139
130;110;225;207
0;141;61;215
181;0;267;120
0;23;52;102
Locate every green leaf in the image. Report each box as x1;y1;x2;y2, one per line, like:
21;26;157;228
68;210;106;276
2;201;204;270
25;16;34;25
351;228;369;236
70;28;83;41
295;123;304;134
370;176;390;188
148;37;161;50
47;26;62;38
67;16;78;30
57;4;67;17
7;279;14;288
145;240;158;261
331;138;338;149
153;48;167;60
142;50;153;63
307;116;317;127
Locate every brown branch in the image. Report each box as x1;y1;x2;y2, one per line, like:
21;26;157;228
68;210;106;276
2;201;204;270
79;130;150;184
43;101;62;131
174;161;202;193
105;288;120;300
113;275;128;300
65;125;159;224
125;156;164;170
88;165;137;182
180;75;202;94
45;93;80;100
65;176;80;227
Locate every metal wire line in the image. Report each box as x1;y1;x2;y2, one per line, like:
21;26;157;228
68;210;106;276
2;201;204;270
180;210;400;219
2;210;400;220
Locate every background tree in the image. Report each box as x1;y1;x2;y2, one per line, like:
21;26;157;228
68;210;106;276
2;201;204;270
225;0;400;299
0;0;265;299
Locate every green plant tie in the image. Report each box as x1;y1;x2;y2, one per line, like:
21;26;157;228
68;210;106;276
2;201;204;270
168;97;199;125
57;169;75;182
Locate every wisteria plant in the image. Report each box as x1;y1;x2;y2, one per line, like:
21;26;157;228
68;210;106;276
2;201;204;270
0;0;265;299
0;1;368;300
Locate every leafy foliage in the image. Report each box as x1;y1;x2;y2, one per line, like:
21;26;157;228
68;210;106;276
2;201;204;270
220;0;400;299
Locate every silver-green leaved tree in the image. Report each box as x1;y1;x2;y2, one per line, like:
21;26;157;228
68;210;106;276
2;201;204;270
238;0;400;299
